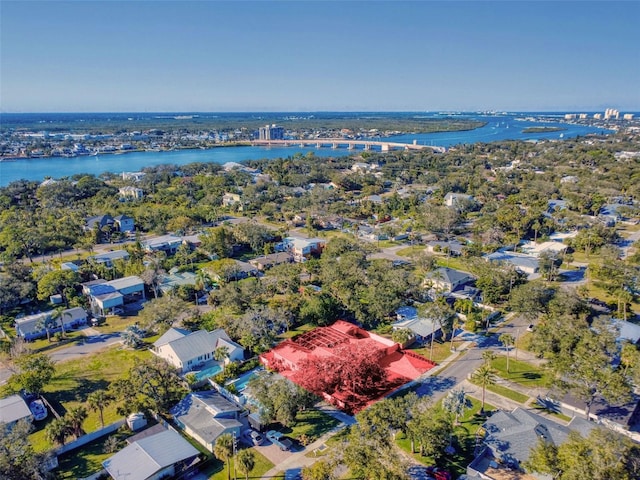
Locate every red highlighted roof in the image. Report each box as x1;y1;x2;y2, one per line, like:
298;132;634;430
260;320;435;413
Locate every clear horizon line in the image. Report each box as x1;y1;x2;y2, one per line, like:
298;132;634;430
2;108;639;115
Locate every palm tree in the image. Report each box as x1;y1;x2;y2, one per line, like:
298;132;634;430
449;316;459;352
87;389;112;427
45;417;71;446
66;405;88;439
194;270;210;304
214;346;230;372
421;302;453;362
236;449;255;480
35;314;56;342
472;363;496;414
50;307;71;339
442;388;471;426
213;433;234;480
482;350;496;365
499;333;515;373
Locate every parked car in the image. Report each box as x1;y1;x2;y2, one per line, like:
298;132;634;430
244;429;264;446
526;324;534;332
29;399;48;421
266;430;293;451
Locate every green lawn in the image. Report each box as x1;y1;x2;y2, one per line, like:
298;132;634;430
94;314;139;334
531;404;573;423
434;256;473;273
22;331;84;354
395;245;426;257
278;322;316;340
203;448;274;480
278;408;342;444
409;337;466;364
55;430;131;479
28;346;152;452
396;398;495;477
484;383;529;404
515;331;533;351
490;356;551;388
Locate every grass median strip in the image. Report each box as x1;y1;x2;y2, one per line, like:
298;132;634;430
485;383;529;404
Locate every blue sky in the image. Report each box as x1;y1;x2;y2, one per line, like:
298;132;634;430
1;1;638;112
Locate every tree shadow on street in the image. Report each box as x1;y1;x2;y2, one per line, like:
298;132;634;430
413;375;456;398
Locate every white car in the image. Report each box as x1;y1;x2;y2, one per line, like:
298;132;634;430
29;399;48;421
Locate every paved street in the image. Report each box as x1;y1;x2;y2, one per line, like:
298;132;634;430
48;328;122;364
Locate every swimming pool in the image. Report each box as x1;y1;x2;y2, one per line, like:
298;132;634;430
227;368;262;392
194;363;222;381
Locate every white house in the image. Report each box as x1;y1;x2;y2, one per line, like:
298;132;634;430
520;240;568;257
444;192;473;208
152;328;244;373
222;192;241;207
142;235;183;254
15;307;87;341
277;236;325;261
118;186;144;200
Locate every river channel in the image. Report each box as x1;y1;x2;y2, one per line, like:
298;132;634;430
0;114;610;186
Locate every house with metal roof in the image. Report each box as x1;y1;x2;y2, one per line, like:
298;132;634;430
14;307;87;340
141;234;184;254
484;251;540;277
152;328;244;373
158;270;197;295
90;249;130;267
0;394;32;426
170;390;242;452
467;407;594;479
392;305;441;345
612;318;640;344
86;276;145;316
102;427;199;480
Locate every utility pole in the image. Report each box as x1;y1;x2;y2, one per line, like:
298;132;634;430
232;431;237;480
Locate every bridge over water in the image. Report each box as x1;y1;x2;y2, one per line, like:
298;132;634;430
251;138;446;153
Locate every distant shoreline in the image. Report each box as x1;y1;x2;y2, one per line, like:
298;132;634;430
0;142;254;162
521;126;567;133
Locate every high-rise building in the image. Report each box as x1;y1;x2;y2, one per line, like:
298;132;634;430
604;108;619;120
259;124;285;140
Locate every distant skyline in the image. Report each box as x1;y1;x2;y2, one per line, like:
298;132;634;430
1;1;639;113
